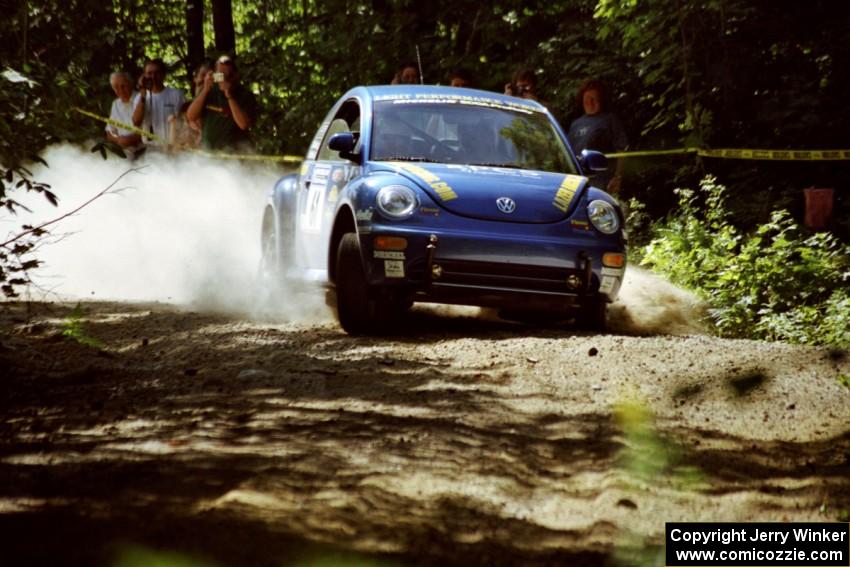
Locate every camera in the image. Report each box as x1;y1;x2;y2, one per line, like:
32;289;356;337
142;78;153;89
213;72;224;83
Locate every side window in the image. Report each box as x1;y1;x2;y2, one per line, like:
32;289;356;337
317;99;361;161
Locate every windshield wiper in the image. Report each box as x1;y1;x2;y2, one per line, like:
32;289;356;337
466;162;524;169
376;156;441;163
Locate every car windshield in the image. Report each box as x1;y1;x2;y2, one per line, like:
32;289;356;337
371;99;576;174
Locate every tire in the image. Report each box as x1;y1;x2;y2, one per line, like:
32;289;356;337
258;209;295;291
258;214;285;292
335;233;381;335
577;297;607;332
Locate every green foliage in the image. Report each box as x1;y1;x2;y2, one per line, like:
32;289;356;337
641;176;850;346
615;399;705;491
62;303;102;348
0;66;61;297
115;545;218;567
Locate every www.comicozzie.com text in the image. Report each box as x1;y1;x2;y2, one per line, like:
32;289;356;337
670;526;847;546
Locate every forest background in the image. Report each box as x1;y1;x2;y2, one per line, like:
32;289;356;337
1;0;850;344
2;0;850;218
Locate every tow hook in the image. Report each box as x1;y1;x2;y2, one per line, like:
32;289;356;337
425;234;439;284
578;251;593;294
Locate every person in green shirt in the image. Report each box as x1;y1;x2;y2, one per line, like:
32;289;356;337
187;55;258;151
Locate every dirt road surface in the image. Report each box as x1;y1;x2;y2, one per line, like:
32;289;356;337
1;296;849;566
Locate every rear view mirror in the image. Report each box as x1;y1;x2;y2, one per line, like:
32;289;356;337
579;149;608;173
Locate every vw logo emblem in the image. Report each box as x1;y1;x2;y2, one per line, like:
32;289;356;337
496;197;516;214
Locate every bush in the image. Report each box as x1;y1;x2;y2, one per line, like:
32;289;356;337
640;176;850;346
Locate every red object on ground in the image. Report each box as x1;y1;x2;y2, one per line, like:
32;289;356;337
803;187;834;230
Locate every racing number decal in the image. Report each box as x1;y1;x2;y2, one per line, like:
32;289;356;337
552;174;585;212
393;163;458;201
302;164;330;233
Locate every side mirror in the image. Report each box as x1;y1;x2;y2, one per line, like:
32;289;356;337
579;149;608;173
328;131;361;163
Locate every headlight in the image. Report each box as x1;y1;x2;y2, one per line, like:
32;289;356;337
587;199;620;234
376;185;418;219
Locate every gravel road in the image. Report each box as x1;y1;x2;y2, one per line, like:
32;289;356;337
2;287;849;566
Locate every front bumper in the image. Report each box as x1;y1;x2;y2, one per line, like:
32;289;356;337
360;224;626;309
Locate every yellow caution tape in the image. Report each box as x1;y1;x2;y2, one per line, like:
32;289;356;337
73;107;302;163
697;148;850;160
606;148;697;158
607;147;850;161
79;107;850;164
74;106;165;143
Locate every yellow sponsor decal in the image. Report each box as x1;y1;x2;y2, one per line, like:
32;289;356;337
553;174;585;212
429;181;458;201
328;185;339;203
392;162;458;201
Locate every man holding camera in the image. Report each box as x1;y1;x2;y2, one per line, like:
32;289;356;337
132;58;186;145
186;55;257;151
504;69;540;101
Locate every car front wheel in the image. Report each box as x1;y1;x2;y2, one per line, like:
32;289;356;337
335;233;382;335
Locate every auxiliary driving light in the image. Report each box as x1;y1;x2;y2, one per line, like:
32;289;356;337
602;252;625;268
431;264;443;279
374;236;408;250
566;274;582;290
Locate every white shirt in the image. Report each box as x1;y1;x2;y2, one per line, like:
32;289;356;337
133;86;185;144
106;94;138;137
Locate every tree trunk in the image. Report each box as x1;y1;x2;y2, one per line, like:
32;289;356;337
212;0;236;56
186;0;204;81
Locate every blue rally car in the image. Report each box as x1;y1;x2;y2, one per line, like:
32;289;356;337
261;86;626;334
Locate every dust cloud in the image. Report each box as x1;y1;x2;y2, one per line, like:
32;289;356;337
6;145;707;334
6;144;331;321
610;266;710;336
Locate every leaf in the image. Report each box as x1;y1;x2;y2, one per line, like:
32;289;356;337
28;154;48;167
107;143;127;159
1;68;38;87
43;190;59;207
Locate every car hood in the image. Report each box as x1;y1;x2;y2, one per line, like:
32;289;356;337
376;162;588;223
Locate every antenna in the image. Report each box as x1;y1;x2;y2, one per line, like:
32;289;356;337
415;45;424;85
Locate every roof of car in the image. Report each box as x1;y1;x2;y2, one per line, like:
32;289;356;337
347;85;547;114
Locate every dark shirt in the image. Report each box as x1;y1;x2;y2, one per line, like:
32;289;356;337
568;112;628;187
567;112;627;155
201;83;258;151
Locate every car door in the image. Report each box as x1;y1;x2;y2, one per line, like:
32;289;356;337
297;99;361;271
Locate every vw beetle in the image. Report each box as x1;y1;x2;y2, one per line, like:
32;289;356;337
261;86;626;334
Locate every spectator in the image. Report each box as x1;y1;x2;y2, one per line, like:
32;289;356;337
504;68;541;102
567;79;628;195
192;61;212;97
448;68;474;88
395;62;420;85
182;60;212;143
187;55;258;151
132;58;185;145
105;71;142;155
